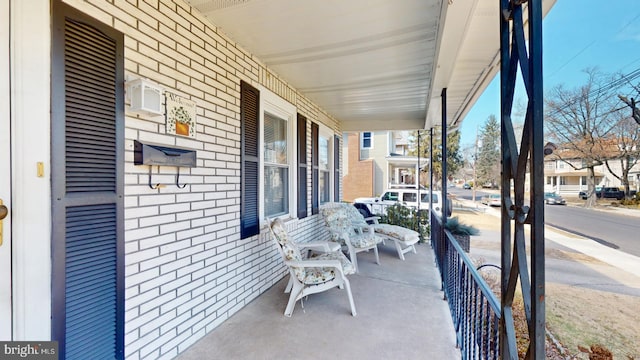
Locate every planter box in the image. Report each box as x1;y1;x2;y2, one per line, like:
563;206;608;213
453;234;470;253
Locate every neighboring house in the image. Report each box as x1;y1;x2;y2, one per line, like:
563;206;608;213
544;154;640;196
343;131;427;202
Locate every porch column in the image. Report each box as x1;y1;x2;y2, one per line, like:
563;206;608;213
500;0;545;358
441;88;448;222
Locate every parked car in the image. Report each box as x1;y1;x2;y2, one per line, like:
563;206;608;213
353;187;450;218
462;183;472;189
580;187;624;200
578;190;587;200
544;192;566;205
480;194;501;207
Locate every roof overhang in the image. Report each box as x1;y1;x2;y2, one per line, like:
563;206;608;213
186;0;556;132
386;155;429;169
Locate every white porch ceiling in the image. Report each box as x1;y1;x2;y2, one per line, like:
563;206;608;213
187;0;555;132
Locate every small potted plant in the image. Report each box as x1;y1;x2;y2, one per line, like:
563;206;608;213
444;216;479;252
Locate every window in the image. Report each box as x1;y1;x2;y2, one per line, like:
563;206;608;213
260;89;296;221
264;112;289;217
559;176;567;185
382;192;398;201
402;193;416;202
421;193;439;203
319;127;333;205
241;82;297;238
361;132;372;149
311;123;334;212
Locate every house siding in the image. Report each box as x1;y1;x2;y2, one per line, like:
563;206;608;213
61;0;339;358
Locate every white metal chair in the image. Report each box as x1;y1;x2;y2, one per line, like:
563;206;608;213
269;218;357;317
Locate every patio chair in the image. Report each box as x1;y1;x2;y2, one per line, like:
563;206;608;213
269;218;357;317
342;204;419;261
320;203;382;272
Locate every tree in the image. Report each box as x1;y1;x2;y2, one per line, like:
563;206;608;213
409;128;463;189
545;68;622;207
476;115;500;188
603;111;640;198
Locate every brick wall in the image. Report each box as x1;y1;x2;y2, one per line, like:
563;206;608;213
62;0;341;358
342;132;374;202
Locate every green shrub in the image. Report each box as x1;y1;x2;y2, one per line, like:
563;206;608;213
379;203;430;242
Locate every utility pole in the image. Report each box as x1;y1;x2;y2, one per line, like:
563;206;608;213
618;95;640;125
472;126;478;203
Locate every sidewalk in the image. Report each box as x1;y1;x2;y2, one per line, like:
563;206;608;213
452;197;640;278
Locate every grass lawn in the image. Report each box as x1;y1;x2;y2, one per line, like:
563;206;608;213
546;282;640;359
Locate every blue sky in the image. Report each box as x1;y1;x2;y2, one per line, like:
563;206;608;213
459;0;640;147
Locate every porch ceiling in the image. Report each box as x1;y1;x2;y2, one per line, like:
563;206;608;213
187;0;555;132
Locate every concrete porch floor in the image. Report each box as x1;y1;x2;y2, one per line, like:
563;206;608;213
176;242;461;360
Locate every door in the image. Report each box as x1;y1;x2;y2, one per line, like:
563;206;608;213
0;0;12;341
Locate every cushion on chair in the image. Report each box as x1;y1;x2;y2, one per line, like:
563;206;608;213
373;224;419;244
310;251;356;276
302;251;356;285
348;232;383;248
271;218;306;282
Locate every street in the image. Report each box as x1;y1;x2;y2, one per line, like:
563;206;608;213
449;187;640;258
448;186;640;297
545;205;640;257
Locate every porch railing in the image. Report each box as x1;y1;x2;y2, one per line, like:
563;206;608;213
431;212;501;359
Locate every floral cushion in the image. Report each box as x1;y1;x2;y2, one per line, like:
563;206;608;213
271;218;305;281
348;232;383;248
300;251;357;285
310;251;356;276
271;218;355;284
320;203;382;249
373;224;419;244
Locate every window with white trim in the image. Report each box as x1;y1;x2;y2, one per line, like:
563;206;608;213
318;126;333;204
361;131;372;149
259;88;297;222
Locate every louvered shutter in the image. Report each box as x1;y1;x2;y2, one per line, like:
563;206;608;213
240;81;260;238
334;135;340;202
297;114;308;218
51;3;124;359
311;123;319;215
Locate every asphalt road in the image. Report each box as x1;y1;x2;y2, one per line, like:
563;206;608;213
545;205;640;258
449;187;640;258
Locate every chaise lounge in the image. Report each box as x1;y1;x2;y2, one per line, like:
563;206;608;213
321;202;420;262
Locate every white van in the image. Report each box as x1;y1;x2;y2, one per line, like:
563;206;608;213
353;187;450;218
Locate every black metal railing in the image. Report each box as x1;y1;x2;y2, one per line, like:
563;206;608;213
431;212;501;359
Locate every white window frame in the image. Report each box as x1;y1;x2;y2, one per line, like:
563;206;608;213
360;131;373;149
318;125;334;205
258;87;297;223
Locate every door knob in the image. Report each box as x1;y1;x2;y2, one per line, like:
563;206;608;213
0;203;7;220
0;199;6;246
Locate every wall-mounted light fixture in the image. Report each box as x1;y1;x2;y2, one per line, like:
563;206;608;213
127;78;163;115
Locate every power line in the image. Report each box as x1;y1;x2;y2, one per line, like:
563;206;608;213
546;67;640;119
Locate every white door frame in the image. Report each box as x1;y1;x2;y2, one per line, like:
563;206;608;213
7;0;52;341
0;0;12;340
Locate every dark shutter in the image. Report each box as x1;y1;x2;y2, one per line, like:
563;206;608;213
51;2;124;359
297;114;308;218
334;135;340;202
240;81;260;238
311;123;319;215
